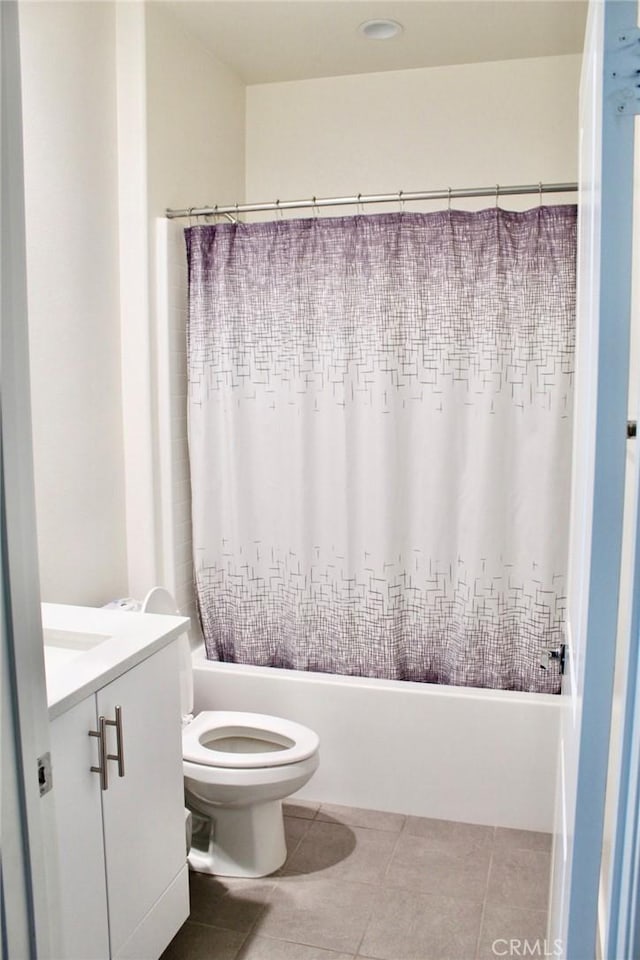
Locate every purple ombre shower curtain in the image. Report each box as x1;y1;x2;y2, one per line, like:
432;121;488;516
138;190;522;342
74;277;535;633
185;206;576;694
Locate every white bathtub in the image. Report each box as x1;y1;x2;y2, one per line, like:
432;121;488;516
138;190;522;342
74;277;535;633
192;652;561;833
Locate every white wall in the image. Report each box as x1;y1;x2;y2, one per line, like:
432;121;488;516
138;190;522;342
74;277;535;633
144;3;245;628
19;0;245;608
20;1;128;605
145;3;245;218
246;54;580;212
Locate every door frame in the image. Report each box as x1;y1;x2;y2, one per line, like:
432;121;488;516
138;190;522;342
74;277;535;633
607;52;640;949
1;2;60;955
551;1;639;957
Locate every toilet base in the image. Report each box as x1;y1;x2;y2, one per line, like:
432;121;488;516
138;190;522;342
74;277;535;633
187;799;287;878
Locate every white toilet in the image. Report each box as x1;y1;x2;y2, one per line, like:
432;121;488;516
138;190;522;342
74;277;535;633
142;587;320;879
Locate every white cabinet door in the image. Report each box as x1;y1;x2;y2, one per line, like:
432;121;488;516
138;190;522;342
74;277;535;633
50;696;110;960
98;642;186;958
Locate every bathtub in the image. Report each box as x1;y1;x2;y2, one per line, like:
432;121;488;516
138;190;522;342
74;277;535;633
192;652;561;833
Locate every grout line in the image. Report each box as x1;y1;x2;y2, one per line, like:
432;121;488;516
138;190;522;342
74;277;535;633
352;884;382;960
348;818;408;957
475;895;489;960
475;832;496;960
231;925;252;960
277;815;315;875
235;887;275;945
312;804;408;834
314;820;406;833
381;819;405;885
181;918;250;935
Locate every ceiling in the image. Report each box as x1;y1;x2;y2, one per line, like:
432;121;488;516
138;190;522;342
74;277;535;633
164;0;588;86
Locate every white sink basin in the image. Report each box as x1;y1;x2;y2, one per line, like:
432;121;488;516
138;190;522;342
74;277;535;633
43;627;111;671
42;603;190;718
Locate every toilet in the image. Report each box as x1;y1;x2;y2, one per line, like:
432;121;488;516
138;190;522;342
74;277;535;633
141;587;320;879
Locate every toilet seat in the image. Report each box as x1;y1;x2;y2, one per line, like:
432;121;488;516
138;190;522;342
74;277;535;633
183;711;319;769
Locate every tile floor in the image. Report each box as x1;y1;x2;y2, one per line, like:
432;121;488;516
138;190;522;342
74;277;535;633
161;800;551;960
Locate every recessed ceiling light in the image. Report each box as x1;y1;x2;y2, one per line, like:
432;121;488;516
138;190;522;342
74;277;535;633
358;19;403;41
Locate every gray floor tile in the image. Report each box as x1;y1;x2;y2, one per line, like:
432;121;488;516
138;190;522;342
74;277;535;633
477;903;549;959
493;828;552;853
160;921;246;960
284;820;398;883
316;803;405;832
188;873;275;932
238;935;354;959
385;830;491;901
254;877;375;954
359;886;483;960
284;815;314;860
486;849;552;912
177;806;552;960
404;816;494;851
283;799;320;819
188;871;228;922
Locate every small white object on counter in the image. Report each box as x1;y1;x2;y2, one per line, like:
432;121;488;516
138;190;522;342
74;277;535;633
43;603;189;720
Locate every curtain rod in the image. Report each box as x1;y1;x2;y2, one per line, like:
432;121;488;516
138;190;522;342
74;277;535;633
165;181;578;221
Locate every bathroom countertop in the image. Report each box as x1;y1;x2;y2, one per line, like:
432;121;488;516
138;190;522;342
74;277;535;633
43;603;189;720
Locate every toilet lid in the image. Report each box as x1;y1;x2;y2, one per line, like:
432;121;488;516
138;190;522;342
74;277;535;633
183;711;320;769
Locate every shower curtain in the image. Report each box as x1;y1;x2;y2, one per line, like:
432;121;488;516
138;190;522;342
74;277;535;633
186;206;576;694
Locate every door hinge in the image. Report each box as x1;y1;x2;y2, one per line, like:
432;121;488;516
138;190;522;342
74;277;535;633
540;643;567;675
608;28;640;116
37;752;53;797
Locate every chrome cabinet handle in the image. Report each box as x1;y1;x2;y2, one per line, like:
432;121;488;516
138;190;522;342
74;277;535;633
89;717;108;791
106;705;125;778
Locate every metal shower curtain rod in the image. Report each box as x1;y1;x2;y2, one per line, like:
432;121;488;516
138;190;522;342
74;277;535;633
165;181;578;221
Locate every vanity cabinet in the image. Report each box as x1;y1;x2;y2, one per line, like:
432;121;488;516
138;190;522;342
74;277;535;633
50;641;188;960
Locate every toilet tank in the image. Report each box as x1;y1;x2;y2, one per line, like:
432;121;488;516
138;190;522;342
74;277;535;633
141;587;194;719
